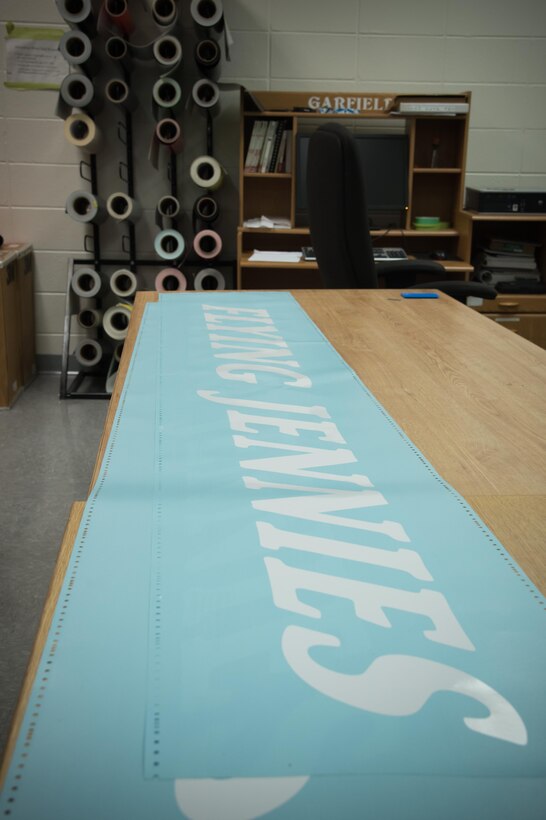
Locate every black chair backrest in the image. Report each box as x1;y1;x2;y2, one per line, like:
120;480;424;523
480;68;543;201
307;123;377;289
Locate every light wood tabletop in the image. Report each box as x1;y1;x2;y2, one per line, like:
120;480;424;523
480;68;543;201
2;288;545;785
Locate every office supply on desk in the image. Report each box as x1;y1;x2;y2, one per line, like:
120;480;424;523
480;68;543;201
401;291;439;298
248;250;302;263
306;123;496;302
2;291;545;819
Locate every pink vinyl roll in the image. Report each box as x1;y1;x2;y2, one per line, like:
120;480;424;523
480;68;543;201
193;229;222;260
156;119;183;153
155;268;187;293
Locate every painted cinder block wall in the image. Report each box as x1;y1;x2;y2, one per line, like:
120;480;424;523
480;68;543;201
1;0;545;363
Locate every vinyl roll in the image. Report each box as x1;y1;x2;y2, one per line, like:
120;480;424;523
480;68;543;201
59;31;100;74
152;78;182;114
152;0;177;27
105;36;131;68
193;194;219;223
194;38;221;74
154;268;187;292
191;78;220;114
55;0;95;33
103;302;133;341
57;73;101;118
190;0;224;30
106;193;142;224
105;351;119;394
189;155;225;190
103;0;135;36
64;114;102;153
75;338;103;369
154;230;185;261
194;267;226;291
193;229;222;260
110;268;138;298
71;267;102;299
156;195;180;228
66;190;107;225
156;119;183;153
153;35;183;75
76;306;103;330
105;78;138;111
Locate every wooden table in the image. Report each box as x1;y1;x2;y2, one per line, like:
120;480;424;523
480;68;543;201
2;288;546;783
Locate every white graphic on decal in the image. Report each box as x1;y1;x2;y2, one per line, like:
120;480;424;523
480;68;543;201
283;628;527;746
174;776;310;820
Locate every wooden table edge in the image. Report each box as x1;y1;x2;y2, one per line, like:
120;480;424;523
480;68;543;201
0;502;86;788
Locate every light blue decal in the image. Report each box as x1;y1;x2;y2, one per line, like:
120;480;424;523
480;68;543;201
1;293;545;820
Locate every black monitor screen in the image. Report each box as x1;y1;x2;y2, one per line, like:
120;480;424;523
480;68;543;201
296;132;409;227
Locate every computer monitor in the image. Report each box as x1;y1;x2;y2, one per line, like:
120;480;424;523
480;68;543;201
296;132;409;229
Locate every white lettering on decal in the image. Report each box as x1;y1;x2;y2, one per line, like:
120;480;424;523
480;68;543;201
265;558;473;651
216;364;311;388
228;411;344;443
256;521;432;581
282;628;527;745
197;390;330;418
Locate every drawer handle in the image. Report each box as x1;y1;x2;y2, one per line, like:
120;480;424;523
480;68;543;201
498;301;519;310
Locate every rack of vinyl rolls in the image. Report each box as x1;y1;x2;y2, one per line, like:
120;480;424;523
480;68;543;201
56;0;235;398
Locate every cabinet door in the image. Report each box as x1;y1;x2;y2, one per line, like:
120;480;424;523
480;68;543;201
487;313;546;349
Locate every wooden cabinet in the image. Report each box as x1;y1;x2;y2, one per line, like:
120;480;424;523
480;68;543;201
462;214;546;349
238;89;473;290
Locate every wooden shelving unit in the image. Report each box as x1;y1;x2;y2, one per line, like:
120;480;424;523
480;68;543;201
238;89;474;290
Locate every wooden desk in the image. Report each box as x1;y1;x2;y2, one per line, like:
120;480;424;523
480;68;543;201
2;288;546;784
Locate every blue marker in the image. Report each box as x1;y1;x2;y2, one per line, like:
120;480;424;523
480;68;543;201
401;292;439;299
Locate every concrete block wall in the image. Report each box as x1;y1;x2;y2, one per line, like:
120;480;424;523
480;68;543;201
1;0;545;363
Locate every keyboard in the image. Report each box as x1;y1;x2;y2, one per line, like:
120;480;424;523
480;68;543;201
373;247;408;261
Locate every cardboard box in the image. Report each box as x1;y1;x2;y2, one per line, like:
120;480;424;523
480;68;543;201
16;244;36;386
0;243;35;408
0;247;22;408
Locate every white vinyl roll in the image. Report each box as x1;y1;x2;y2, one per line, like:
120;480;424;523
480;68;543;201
152;0;177;26
155;195;180;228
113;342;124;363
106;193;142;223
152;78;182;112
110;268;138;298
77;306;103;330
154;230;185;261
191;78;220;114
59;31;98;73
103;303;133;341
154;268;187;292
64;114;102;153
71;268;102;299
55;0;94;31
153;35;182;74
189;155;225;191
75;338;103;369
66;190;107;225
105;350;120;395
194;267;226;291
190;0;224;29
193;229;222;259
57;73;99;118
105;78;138;111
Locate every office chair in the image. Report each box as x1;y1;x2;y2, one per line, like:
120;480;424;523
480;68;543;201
306;123;496;302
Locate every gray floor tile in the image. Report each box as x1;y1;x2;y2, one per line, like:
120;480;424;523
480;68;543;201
0;376;108;759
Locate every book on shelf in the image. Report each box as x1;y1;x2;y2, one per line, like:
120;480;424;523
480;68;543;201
244;120;267;172
475;249;538;271
268;120;287;172
259;120;279;173
488;237;540;256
